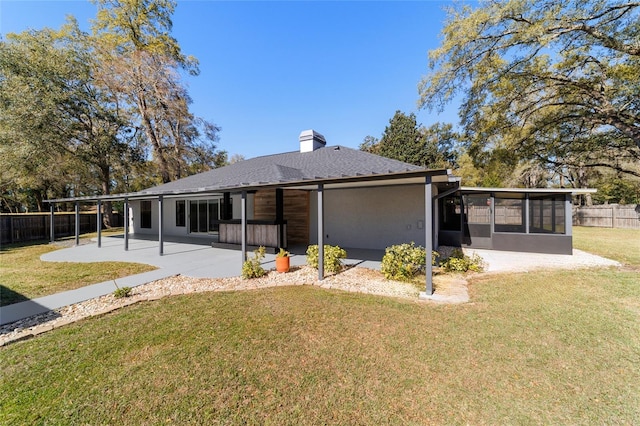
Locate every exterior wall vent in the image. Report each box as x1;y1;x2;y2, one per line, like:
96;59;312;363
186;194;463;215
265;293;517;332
299;129;326;153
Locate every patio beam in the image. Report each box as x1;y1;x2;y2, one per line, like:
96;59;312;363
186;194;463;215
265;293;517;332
124;198;129;251
424;176;433;295
317;184;324;281
276;188;285;248
223;192;232;220
241;191;247;261
97;200;102;248
49;204;55;243
158;195;164;256
74;202;80;246
565;194;573;236
525;193;530;234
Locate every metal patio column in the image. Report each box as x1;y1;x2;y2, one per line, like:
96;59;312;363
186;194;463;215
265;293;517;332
123;198;129;251
74;202;80;246
565;194;573;237
525;193;530;234
317;184;324;281
424;176;433;295
241;191;247;262
276;188;285;248
49;204;55;243
97;200;102;248
158;196;164;256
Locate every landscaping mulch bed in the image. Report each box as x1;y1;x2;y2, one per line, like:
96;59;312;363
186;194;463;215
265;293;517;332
0;266;468;346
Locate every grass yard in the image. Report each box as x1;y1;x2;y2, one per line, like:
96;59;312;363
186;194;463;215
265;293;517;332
0;235;156;306
1;227;638;424
573;226;640;266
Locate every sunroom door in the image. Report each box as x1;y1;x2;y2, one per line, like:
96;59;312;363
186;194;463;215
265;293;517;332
462;194;492;249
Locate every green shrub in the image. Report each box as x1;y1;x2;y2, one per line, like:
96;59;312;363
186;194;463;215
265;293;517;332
113;286;132;298
440;249;484;273
306;244;347;274
242;246;267;279
381;242;438;281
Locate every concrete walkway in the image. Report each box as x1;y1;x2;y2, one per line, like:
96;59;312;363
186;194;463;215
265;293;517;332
0;237;383;326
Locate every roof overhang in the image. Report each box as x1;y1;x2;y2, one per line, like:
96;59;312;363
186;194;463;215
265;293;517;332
45;168;457;203
459;186;597;196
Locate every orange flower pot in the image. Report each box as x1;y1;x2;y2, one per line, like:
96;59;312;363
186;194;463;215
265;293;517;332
275;256;290;273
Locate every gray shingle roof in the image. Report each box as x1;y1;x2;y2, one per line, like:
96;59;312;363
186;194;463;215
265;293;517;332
143;145;424;193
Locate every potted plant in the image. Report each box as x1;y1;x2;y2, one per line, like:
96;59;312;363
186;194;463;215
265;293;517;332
275;248;290;273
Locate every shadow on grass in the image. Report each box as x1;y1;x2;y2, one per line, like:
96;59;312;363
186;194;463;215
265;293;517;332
0;285;31;307
0;285;61;329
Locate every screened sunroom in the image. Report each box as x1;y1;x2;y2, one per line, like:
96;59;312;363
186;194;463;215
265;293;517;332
436;187;593;255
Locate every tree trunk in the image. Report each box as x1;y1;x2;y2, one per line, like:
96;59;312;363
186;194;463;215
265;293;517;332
137;94;172;183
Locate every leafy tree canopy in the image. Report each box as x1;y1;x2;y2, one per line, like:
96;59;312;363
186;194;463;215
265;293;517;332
419;0;640;179
0;0;225;212
360;110;460;169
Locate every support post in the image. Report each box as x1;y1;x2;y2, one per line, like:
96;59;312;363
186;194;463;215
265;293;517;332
424;176;433;295
317;184;324;281
525;193;530;234
276;188;285;248
158;196;164;256
97;200;102;248
74;202;80;246
565;194;573;237
241;191;247;262
489;193;495;235
551;195;557;233
611;204;616;228
124;198;129;251
49;204;55;243
223;192;232;220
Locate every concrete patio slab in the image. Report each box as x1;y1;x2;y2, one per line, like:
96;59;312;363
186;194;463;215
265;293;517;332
464;248;621;272
0;237;384;326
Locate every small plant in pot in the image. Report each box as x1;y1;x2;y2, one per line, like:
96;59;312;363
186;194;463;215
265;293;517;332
275;248;290;273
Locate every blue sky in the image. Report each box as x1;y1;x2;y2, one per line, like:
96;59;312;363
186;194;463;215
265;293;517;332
1;0;461;159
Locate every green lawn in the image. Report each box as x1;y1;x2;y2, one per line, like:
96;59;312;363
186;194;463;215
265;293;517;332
573;226;640;266
1;228;639;424
0;235;156;306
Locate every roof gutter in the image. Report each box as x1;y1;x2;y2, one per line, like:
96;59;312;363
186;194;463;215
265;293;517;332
459;186;597;195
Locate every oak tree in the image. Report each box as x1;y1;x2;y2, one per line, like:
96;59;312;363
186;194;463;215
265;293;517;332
92;0;223;183
419;0;640;180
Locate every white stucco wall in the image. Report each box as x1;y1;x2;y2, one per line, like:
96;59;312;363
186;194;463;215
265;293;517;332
309;184;434;250
129;193;254;237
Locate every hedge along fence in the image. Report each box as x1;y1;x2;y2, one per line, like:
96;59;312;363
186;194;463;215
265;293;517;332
573;205;640;229
0;212;123;245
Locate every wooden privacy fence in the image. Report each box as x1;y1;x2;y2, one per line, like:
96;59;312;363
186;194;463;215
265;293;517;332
0;213;123;245
573;205;640;229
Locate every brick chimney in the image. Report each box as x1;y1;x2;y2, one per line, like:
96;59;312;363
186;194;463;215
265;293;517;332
299;130;326;153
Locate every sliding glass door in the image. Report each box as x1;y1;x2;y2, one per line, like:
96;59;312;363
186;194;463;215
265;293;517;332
189;198;229;234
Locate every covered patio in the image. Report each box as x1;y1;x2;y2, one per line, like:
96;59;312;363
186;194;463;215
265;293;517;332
41;235;386;277
46;170;454;297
